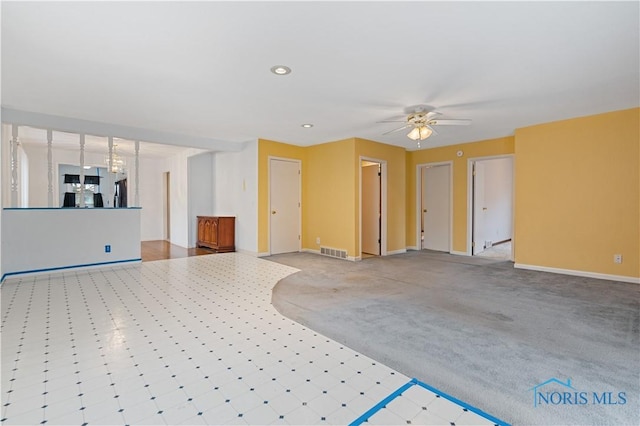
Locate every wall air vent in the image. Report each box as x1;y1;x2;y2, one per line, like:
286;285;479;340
320;246;348;260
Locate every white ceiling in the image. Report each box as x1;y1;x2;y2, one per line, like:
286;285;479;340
2;1;638;151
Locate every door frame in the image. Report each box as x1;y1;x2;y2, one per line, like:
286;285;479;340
465;154;515;259
359;156;387;259
416;161;453;253
268;156;302;255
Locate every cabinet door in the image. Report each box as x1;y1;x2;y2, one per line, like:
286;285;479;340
211;218;219;246
197;218;205;244
203;219;212;244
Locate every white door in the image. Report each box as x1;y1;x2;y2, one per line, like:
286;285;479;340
473;161;487;255
270;159;301;254
362;163;380;255
422;165;450;252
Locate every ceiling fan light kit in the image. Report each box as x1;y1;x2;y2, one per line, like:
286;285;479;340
379;108;471;148
407;125;432;141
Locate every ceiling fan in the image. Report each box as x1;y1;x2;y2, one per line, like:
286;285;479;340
379;108;471;147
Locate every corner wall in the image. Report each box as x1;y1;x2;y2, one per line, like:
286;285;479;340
214;140;258;254
167;148;211;248
258;137;407;259
139;157;168;241
188;152;215;247
514;108;639;280
304;139;356;255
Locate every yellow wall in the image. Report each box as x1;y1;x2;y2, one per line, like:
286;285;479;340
355;138;406;253
304;139;356;254
259;108;639;280
406;137;515;252
257;139;306;254
515;108;639;278
258;137;407;258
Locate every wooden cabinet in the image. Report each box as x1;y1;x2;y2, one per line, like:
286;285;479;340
197;216;235;252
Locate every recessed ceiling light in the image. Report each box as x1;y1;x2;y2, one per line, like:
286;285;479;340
270;65;291;75
301;124;314;128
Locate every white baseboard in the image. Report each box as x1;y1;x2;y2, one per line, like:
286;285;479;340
407;248;471;256
257;251;271;257
387;248;407;256
302;248;320;255
514;263;640;284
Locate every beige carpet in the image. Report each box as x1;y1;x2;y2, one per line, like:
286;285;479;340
267;250;639;426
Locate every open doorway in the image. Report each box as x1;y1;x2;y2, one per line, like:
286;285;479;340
471;157;513;260
360;158;387;259
361;161;381;257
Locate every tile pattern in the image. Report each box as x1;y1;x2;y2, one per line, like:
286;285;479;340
360;383;499;426
2;253;500;425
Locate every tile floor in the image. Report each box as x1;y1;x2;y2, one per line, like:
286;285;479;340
1;253;504;425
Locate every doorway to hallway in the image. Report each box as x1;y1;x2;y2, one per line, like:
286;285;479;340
360;158;387;259
470;156;513;260
361;160;381;256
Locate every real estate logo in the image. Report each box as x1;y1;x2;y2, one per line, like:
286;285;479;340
529;378;626;408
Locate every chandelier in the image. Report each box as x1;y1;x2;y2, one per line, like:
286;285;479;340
106;145;126;173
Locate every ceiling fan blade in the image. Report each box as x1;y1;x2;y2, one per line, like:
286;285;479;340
376;114;407;123
382;124;412;135
425;111;441;121
426;124;438;135
430;119;471;126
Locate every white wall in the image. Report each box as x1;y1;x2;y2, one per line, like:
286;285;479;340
166;148;209;248
214;140;257;254
2;208;141;279
483;157;513;244
188;152;214;247
0;125;4;278
21;143;48;206
139;157;168;241
167;151;189;247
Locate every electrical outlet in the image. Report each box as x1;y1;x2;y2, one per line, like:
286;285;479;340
105;245;111;253
316;237;321;245
613;254;622;264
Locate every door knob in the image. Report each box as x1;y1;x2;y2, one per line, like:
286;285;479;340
272;210;277;215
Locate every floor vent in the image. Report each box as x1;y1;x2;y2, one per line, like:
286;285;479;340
320;247;348;260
